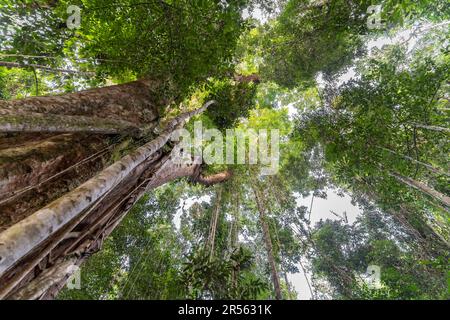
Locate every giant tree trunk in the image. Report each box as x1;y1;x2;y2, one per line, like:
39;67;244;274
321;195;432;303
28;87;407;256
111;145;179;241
252;183;282;300
0;80;229;299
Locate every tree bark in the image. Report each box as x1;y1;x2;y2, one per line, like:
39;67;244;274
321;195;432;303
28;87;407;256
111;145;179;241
8;257;78;300
0;78;228;299
356;177;449;252
206;188;222;259
194;170;233;187
0;100;214;279
411;123;450;134
0;110;142;135
0;79;161;125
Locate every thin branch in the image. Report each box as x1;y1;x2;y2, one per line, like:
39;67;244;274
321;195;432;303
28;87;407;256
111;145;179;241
0;61;95;76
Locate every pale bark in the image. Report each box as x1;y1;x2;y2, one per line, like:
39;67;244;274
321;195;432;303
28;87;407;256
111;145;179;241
0;101;216;279
0;61;95;76
252;184;282;300
390;172;450;207
377;146;449;177
8;257;78;300
17;151;218;300
206;188;222;258
0;70;236;299
0;110;141;135
412;123;450;134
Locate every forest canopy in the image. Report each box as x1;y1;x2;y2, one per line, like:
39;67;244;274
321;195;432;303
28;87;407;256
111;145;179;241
0;0;448;300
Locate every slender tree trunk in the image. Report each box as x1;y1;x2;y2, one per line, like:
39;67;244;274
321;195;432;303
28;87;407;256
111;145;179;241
0;110;142;135
376;146;449;177
230;190;240;290
252;184;282;300
206;188;222;259
390;172;450;207
411;123;450;134
357;177;449;252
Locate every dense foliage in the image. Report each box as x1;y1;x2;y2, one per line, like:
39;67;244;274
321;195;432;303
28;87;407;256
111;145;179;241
1;0;448;300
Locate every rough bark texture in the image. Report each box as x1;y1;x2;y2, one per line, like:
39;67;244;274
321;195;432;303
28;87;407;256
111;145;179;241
0;133;112;230
0;110;142;135
412;123;450;134
0;79;227;299
0;79;162;226
0;79;161;125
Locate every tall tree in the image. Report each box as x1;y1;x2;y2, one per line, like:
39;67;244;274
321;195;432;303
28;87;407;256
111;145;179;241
0;0;255;299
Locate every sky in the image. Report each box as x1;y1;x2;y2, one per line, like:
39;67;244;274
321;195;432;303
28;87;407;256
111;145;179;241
172;188;362;300
289;190;361;299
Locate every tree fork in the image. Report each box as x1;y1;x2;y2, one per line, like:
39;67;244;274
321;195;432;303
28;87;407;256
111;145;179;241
0;101;216;279
6;149;230;299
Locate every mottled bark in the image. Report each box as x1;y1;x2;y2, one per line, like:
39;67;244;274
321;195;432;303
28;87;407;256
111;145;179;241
0;78;163;228
8;257;78;300
6;152;206;300
0;101;214;279
0;100;224;299
0;79;160;125
376;146;449;177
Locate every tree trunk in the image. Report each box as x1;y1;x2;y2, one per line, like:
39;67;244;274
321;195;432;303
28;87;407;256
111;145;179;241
411;123;450;134
252;183;282;300
356;177;449;253
0;78;229;299
0;79;161;125
390;172;450;207
0;61;95;76
0;110;142;135
230;190;240;290
376;146;449;177
206;188;222;259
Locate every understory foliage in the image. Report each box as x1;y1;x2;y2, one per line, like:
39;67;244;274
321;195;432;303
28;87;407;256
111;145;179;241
1;0;449;300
